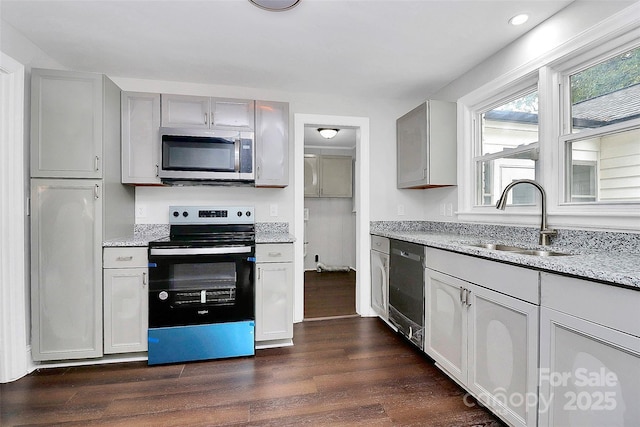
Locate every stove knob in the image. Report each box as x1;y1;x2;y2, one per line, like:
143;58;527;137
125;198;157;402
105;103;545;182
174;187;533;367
172;211;179;217
183;211;189;217
237;211;243;217
159;291;168;301
246;211;251;217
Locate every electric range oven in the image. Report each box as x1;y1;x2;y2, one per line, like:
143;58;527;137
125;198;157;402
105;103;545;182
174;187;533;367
147;206;256;365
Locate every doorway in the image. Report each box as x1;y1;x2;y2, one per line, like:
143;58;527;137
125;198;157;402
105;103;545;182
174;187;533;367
302;125;356;319
293;114;372;324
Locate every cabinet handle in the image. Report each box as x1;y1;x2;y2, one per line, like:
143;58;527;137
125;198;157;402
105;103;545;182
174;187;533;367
462;289;472;307
204;112;208;125
268;252;282;257
94;184;100;199
257;267;261;280
142;272;147;287
95;156;100;171
116;256;133;261
460;286;464;305
155;164;159;177
256;164;261;179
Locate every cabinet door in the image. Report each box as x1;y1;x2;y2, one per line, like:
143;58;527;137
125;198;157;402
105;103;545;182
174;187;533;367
104;267;148;353
255;262;293;341
160;94;210;128
121;92;161;184
467;283;539;427
320;156;353;197
397;102;428;188
539;307;640;427
304;155;319;197
370;250;389;319
212;98;255;129
425;269;467;384
255;100;289;187
31;69;103;178
30;179;103;360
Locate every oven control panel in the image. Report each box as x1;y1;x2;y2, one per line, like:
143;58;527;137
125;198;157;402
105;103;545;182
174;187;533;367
169;206;255;225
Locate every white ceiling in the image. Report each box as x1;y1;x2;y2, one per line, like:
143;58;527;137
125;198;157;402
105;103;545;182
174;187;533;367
1;0;574;101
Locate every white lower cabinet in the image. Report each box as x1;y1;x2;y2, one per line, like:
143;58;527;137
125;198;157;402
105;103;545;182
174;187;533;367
31;179;103;361
370;235;390;320
103;247;148;354
255;243;294;346
539;273;640;426
425;248;539;427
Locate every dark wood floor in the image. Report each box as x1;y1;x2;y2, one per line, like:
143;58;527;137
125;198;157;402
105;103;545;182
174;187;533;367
304;270;357;319
1;317;504;426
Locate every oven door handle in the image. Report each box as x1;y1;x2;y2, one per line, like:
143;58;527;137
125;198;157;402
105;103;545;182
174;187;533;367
149;246;253;256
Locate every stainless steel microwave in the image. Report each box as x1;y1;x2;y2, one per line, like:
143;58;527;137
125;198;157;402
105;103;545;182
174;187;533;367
159;128;254;183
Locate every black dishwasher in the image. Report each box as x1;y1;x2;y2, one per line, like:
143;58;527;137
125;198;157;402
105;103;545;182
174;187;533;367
389;239;425;350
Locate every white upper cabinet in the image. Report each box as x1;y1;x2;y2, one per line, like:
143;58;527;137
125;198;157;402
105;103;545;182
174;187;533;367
255;100;289;187
397;100;456;188
161;94;254;130
304;154;353;197
31;69;104;178
121;92;161;184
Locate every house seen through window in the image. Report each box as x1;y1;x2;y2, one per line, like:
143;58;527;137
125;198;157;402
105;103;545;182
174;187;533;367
564;45;640;203
476;90;539;206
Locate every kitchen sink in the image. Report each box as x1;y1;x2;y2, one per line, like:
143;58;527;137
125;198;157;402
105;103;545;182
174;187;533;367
466;243;571;257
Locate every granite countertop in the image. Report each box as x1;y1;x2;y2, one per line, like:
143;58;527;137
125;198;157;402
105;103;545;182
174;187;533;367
371;228;640;290
256;231;295;244
103;223;295;247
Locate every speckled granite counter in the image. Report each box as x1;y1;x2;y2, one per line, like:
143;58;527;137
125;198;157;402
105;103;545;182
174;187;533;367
103;223;295;247
371;221;640;290
103;225;169;247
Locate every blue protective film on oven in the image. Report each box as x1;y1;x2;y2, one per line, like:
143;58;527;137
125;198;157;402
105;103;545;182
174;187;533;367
147;321;255;365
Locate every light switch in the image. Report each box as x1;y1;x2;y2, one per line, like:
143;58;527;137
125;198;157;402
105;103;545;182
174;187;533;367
270;204;278;217
397;204;405;216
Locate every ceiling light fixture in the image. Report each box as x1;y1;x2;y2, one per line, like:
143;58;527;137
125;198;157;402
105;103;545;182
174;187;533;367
509;13;529;26
318;128;339;139
249;0;301;12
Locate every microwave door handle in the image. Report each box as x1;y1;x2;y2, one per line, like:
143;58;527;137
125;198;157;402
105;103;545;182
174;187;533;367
234;139;240;171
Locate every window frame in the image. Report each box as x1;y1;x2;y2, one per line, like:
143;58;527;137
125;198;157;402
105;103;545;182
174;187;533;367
458;24;640;230
473;83;540;208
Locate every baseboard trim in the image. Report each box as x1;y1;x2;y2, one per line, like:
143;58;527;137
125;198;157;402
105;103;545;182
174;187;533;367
303;314;360;322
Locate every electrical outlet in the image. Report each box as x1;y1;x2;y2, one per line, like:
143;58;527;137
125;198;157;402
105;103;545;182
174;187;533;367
446;203;453;217
136;206;146;218
397;204;405;216
439;203;446;216
270;204;278;217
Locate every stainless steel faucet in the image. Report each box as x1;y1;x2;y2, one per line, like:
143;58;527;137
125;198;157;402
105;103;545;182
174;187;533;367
496;179;557;246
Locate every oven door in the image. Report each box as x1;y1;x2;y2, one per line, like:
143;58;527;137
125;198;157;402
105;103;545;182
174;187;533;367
148;245;255;328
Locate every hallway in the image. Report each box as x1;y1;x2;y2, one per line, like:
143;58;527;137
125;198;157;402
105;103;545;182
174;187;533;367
304;270;356;320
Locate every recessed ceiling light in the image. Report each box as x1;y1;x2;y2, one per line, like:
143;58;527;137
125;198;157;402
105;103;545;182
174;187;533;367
249;0;301;12
509;14;529;26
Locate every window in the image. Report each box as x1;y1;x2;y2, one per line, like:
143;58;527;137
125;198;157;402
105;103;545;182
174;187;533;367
475;89;539;206
562;45;640;203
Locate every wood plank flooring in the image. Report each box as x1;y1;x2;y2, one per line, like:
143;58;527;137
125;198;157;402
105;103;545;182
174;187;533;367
1;317;504;426
304;270;357;319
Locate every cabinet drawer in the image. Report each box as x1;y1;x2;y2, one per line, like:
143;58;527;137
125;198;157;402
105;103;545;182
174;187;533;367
427;247;539;304
103;247;148;268
371;235;390;254
256;244;293;263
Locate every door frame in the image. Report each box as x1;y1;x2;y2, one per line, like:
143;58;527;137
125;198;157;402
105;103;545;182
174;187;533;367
293;114;373;322
0;51;28;382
